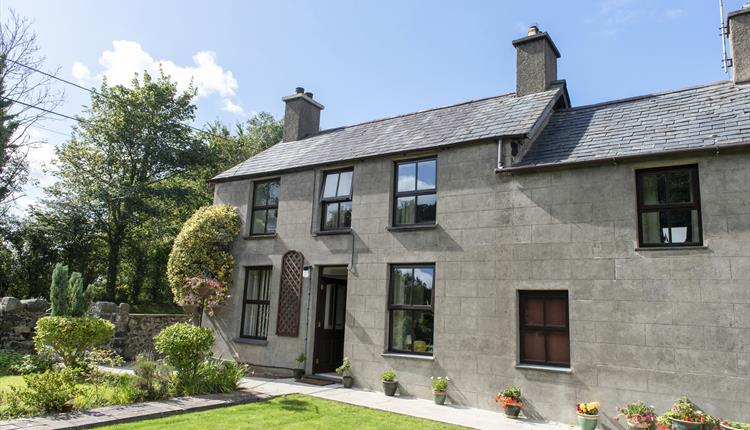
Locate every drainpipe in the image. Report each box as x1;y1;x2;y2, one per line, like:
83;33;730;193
302;264;314;375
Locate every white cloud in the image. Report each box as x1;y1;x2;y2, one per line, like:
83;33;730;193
71;40;238;99
221;98;246;115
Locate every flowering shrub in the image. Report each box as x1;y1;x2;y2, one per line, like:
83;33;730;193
496;386;523;408
662;397;718;427
431;376;450;392
179;275;229;316
722;421;750;430
578;402;600;416
618;401;657;430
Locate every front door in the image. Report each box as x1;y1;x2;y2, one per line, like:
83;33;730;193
313;271;347;373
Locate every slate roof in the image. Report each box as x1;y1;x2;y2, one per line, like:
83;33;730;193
212;87;562;181
517;81;750;167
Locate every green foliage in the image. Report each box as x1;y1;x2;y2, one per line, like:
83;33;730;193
154;323;214;391
335;357;351;377
50;262;70;316
500;386;521;401
191;359;246;395
85;348;124;368
68;271;93;317
430;376;450;392
380;369;396;382
34;316;115;367
295;353;306;366
166;205;240;304
8;353;56;375
18;368;79;414
0;350;23;375
662;397;718;427
131;354;173;401
0;55;22;208
724;421;750;430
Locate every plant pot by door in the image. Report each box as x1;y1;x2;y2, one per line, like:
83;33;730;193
382;380;398;396
670;418;709;430
504;404;522;418
433;391;447;405
293;368;304;380
342;376;353;388
577;413;599;430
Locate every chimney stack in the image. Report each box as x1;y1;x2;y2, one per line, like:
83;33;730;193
512;24;561;97
728;3;750;84
282;87;324;142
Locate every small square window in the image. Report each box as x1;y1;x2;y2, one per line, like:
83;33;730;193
518;291;569;367
393;158;437;226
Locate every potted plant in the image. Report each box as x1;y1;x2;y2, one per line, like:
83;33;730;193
577;402;601;430
431;376;450;405
721;421;750;430
496;386;524;418
336;357;353;388
663;397;718;430
381;369;398;396
617;401;657;430
293;353;306;380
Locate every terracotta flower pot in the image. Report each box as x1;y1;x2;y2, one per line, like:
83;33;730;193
577;413;599;430
433;390;447;405
504;403;522;418
382;380;398;396
670;418;709;430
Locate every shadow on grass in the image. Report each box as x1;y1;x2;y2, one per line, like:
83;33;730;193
278;397;319;415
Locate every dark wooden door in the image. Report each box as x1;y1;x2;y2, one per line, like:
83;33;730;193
313;276;347;373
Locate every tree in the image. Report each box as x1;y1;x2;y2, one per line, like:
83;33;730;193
50;262;69;316
50;70;206;301
0;9;64;212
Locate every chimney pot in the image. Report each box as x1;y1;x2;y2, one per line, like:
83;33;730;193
282;88;324;142
528;23;539;36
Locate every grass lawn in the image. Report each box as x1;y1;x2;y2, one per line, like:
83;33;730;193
100;394;463;430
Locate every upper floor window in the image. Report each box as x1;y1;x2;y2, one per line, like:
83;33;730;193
519;290;569;367
393;157;436;226
320;169;353;230
636;165;702;247
250;179;279;235
388;264;434;356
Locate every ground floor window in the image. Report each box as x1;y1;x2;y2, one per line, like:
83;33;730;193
388;264;434;355
518;290;569;367
240;267;272;339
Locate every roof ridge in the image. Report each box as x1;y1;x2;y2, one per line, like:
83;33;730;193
554;80;732;113
287;90;525;143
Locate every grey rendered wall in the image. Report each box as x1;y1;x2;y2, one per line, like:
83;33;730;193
211;143;750;423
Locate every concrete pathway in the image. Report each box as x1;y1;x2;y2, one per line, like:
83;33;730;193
240;377;574;430
0;374;574;430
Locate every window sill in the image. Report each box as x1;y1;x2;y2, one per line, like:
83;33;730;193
234;337;268;346
243;233;277;240
515;364;572;374
635;245;708;252
386;224;437;232
381;352;434;361
312;228;352;237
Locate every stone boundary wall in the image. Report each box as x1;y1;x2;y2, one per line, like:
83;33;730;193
0;297;190;360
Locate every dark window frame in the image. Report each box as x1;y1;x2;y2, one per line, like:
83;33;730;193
392;157;437;227
387;263;436;356
250;178;280;235
320;168;354;231
239;266;272;340
635;165;703;248
518;290;570;368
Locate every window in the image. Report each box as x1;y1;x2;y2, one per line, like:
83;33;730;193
240;267;272;339
320;169;353;230
388;264;434;355
250;179;280;235
393;158;437;226
519;291;569;367
636;165;702;247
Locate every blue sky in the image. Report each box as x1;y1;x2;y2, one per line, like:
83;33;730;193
2;0;743;212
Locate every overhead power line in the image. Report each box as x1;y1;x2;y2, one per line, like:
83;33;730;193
1;95;79;121
4;58;238;143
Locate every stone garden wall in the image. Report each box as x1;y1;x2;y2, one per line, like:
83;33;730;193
0;297;190;360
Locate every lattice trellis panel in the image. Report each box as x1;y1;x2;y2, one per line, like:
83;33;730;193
276;250;304;337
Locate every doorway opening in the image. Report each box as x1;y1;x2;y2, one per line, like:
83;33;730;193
312;266;348;375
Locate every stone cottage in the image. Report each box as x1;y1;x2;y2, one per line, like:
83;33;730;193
206;7;750;422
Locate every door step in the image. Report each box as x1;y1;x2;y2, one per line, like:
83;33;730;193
299;376;335;386
310;372;342;383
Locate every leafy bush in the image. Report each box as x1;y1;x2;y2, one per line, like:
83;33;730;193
68;271;94;317
430;376;450;392
8;353;56;375
154;323;214;390
380;369;396;382
34;316;115;367
662;397;718;427
335;357;351;377
18;368;79;414
191;359;246;395
131;354;173;401
49;262;94;317
166;205;240;305
0;350;24;375
85;348;124;367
